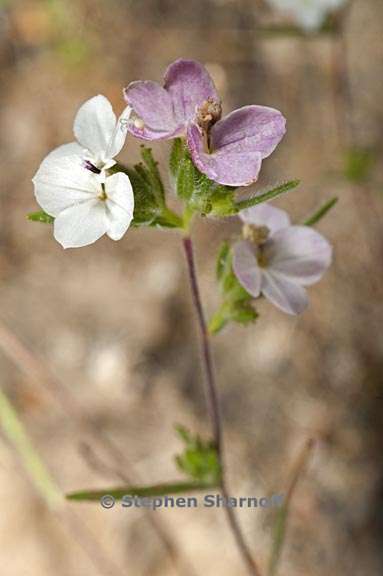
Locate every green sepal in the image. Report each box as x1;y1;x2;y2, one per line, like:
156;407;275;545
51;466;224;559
169;138;185;178
27;211;54;224
114;150;182;229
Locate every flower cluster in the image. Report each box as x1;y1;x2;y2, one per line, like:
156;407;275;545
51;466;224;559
31;58;333;320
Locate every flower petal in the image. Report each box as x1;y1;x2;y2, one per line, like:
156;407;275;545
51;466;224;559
124;81;179;140
239;203;290;233
265;226;332;285
104;172;135;240
232;241;262;298
187;123;262;186
32;150;98;217
46;142;85;159
73;95;118;161
54;199;108;249
104;105;132;159
164;59;219;125
211;105;286;160
261;270;309;315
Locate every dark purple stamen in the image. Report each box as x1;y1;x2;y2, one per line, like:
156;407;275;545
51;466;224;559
83;160;101;174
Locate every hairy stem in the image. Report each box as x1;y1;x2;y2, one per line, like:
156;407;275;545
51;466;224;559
182;235;262;576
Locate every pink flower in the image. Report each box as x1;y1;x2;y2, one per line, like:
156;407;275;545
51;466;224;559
124;59;286;187
232;204;332;314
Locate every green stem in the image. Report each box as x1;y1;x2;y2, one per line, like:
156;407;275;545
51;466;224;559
160;206;184;228
0;387;62;508
182;236;262;576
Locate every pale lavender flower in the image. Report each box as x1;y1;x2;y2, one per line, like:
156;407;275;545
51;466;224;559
232;204;332;315
124;59;286;186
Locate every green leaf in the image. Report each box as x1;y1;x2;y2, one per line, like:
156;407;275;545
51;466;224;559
344;148;375;183
303;197;338;226
67;480;213;502
234;180;300;213
174;425;221;485
230;300;259;325
208;304;231;335
27;211;54;224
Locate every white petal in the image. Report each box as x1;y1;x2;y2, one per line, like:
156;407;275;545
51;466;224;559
261;270;309;315
104;172;134;241
105;105;132;159
46;142;85;159
54;199;108;248
32;151;98;216
239;203;290;234
232;241;262;298
73;95;117;162
266;226;332;286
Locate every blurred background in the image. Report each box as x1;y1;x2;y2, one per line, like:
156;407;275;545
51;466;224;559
0;0;383;574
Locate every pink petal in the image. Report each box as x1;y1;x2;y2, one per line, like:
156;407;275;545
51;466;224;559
265;226;332;286
261;270;309;315
239;203;290;233
187;123;263;186
123;81;180;140
211;105;286;160
164;59;219;125
232;241;262;298
187;105;286;186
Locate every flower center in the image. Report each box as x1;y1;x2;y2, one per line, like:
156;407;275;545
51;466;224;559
256;250;268;268
83;160;101;174
98;183;108;201
196;98;222;153
242;223;270;245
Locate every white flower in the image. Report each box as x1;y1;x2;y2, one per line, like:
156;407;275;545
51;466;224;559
266;0;348;31
32;95;135;248
33;151;134;248
232;204;332;315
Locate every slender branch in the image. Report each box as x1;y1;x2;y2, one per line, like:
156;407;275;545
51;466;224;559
182;235;262;576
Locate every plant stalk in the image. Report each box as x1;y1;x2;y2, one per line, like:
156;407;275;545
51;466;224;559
182;235;262;576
